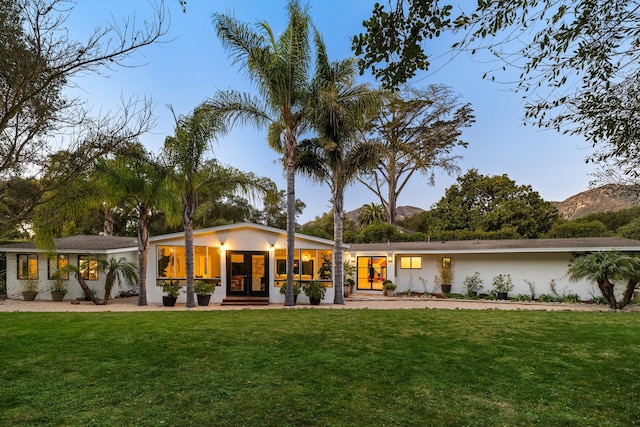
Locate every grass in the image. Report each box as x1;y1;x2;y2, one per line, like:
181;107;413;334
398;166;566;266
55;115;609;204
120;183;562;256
1;309;640;426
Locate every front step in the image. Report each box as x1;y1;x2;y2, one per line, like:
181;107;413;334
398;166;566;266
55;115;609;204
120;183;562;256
221;296;270;306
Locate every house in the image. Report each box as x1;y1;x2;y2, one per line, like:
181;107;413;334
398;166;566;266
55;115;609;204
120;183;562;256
0;235;138;300
346;237;640;299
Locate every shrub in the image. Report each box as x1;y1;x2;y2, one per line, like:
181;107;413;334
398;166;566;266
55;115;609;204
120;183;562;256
194;280;215;296
463;272;483;296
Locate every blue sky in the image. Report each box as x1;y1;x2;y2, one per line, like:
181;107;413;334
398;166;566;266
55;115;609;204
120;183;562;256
65;1;596;224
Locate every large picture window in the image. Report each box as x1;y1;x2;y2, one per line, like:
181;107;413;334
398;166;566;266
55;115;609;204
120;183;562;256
273;249;333;287
17;254;38;280
78;255;99;281
48;255;69;280
157;246;220;280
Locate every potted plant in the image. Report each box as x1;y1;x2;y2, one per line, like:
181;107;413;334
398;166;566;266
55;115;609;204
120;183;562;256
20;278;39;301
382;279;397;296
344;278;355;297
492;274;514;300
194;280;215;306
279;282;301;304
162;279;180;306
50;274;68;302
463;272;484;297
303;280;326;305
438;263;453;294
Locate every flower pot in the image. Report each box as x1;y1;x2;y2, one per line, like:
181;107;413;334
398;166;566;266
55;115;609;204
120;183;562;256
344;286;351;297
309;297;321;305
51;291;65;302
497;292;508;300
384;288;395;296
197;294;211;306
162;296;177;307
441;284;452;294
22;291;38;301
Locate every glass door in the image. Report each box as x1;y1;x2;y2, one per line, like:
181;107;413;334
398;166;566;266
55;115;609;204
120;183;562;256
227;251;268;297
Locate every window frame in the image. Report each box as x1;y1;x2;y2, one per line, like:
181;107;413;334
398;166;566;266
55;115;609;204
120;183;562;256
78;255;99;281
399;256;422;269
17;254;39;280
48;254;69;280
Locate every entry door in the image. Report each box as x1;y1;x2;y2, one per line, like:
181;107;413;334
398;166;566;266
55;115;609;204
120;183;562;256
227;251;269;297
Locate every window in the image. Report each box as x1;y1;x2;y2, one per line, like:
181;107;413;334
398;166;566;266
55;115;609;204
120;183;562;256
17;254;38;279
157;246;220;280
48;255;69;280
78;255;99;281
274;249;333;287
441;257;451;269
399;256;422;269
357;256;387;290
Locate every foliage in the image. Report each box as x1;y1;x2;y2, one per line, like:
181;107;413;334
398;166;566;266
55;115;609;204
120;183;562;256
515;294;532;302
49;272;68;294
618;218;640;240
463;272;484;296
438;264;453;285
0;280;6;294
356;85;474;224
492;274;514;294
423;169;559;238
194;280;216;296
344;278;355;288
563;293;581;304
0;0;167;237
20;279;39;293
539;294;556;303
343;261;356;281
382;280;397;290
161;280;180;298
279;283;301;295
303;281;326;300
568;251;640;309
545;220;610;238
318;254;332;280
357;203;386;229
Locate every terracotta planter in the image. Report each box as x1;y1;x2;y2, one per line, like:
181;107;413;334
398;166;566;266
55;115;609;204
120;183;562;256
51;291;66;302
197;294;211;306
163;296;177;307
22;291;38;301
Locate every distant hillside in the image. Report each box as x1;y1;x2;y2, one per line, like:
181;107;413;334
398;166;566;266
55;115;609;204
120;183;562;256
343;205;424;224
553;185;640;220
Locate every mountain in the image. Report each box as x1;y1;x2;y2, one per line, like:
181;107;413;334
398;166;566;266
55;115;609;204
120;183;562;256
343;205;424;224
553;185;640;220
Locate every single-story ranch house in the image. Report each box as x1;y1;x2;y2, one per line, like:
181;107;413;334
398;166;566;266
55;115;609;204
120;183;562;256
2;223;640;303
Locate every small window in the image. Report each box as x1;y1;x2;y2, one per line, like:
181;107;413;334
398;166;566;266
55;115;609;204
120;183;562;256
442;257;451;269
78;255;99;281
48;255;69;280
17;254;38;279
399;256;422;269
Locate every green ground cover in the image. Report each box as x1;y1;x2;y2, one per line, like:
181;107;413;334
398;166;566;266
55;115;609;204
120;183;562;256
1;309;639;426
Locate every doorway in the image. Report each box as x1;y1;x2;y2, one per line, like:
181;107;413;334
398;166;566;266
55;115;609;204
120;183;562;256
227;251;269;297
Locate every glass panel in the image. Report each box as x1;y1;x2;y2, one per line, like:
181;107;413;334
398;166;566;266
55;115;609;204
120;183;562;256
18;254;38;279
194;246;208;278
318;250;332;281
252;254;265;291
79;256;98;281
208;248;221;284
174;246;186;279
230;254;245;291
400;257;411;269
157;246;173;278
48;255;69;279
357;256;387;290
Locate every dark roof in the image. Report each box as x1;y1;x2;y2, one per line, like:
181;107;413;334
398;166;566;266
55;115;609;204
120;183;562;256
0;235;137;252
348;237;640;253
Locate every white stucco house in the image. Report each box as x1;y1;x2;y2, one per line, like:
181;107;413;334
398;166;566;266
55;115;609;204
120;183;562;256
347;237;640;300
2;225;640;304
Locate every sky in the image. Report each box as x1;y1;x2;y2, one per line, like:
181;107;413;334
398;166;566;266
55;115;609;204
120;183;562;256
64;0;597;224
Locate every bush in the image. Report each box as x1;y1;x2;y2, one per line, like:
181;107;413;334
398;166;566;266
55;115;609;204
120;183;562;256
194;280;215;296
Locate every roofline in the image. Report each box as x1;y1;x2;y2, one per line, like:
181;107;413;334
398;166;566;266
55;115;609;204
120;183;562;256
149;222;336;246
0;247;138;255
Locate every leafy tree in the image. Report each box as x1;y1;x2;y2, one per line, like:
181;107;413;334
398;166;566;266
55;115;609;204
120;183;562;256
545;220;609;239
297;35;383;304
354;1;640;180
426;169;559;238
211;0;314;306
357;203;386;229
618;218;640;240
568;251;640;309
0;0;168;235
357;85;474;224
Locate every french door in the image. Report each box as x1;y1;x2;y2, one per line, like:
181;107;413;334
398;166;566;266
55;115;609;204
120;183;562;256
227;251;269;297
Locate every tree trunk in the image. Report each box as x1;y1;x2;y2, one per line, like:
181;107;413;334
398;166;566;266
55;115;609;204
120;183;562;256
102;205;114;236
598;279;618;309
184;197;196;308
619;278;637;309
284;130;296;306
387;171;397;225
76;274;105;305
333;185;344;305
137;205;149;306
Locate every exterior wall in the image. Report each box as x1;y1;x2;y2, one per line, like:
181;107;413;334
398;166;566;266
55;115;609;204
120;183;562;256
5;250;138;301
349;251;599;300
147;226;335;304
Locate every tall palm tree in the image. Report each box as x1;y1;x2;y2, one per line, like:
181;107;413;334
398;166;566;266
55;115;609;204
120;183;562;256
297;35;384;304
164;104;267;307
95;143;177;306
210;0;313;306
567;251;640;309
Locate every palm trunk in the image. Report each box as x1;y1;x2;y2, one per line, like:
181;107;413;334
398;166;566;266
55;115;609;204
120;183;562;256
599;278;618;309
333;185;344;304
184;196;196;308
284;131;296;306
620;278;637;309
76;274;105;305
137;205;149;306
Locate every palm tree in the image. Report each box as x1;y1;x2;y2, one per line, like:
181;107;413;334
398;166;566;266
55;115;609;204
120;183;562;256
357;203;386;229
210;0;313;306
61;256;139;305
567;251;640;309
95;143;177;306
297;35;384;304
164;104;267;307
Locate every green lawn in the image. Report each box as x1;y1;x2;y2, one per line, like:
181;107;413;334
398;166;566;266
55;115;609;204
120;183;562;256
1;309;639;426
